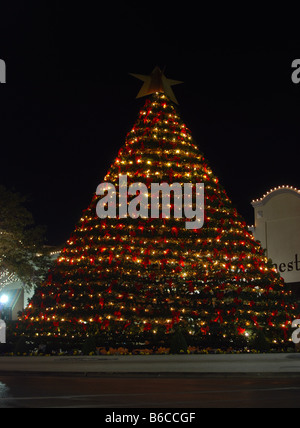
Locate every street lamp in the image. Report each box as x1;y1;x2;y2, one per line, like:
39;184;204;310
0;294;8;305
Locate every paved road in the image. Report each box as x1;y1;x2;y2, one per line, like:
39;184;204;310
1;374;300;408
0;353;300;375
1;354;300;408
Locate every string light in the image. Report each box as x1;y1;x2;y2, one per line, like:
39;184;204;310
252;186;300;204
17;92;298;350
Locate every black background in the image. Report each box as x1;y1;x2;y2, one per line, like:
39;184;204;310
0;3;299;245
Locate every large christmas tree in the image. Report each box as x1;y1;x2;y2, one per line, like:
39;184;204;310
17;67;298;351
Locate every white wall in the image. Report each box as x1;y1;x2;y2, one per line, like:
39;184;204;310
251;187;300;284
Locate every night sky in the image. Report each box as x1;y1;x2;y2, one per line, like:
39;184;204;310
0;4;299;246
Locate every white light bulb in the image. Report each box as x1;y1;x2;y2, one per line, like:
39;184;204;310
0;294;8;305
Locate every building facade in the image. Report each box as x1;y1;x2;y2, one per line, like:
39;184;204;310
0;247;61;321
251;186;300;298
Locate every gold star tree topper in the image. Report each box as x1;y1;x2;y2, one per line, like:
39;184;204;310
130;66;183;104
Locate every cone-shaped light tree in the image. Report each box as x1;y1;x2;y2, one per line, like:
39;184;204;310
17;68;298;351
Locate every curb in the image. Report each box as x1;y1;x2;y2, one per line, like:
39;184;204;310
1;371;300;378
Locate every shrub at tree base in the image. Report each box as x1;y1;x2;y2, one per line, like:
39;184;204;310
170;328;188;354
251;330;271;353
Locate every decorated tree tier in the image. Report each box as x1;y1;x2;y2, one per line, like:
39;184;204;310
17;68;298;351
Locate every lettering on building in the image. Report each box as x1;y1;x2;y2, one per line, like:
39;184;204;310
273;254;300;274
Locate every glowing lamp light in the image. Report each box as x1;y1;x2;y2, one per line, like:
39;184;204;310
0;294;8;305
